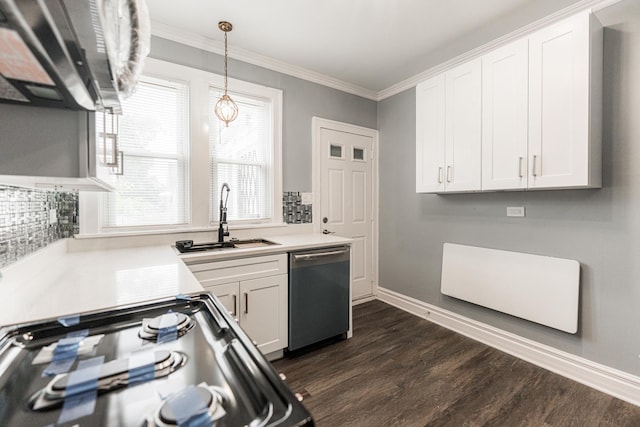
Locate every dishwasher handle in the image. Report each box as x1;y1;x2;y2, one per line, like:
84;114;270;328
290;246;350;267
293;249;348;261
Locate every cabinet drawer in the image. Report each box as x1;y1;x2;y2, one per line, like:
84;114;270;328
188;253;287;287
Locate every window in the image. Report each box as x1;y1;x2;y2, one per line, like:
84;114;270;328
209;89;273;223
100;76;189;228
79;58;283;236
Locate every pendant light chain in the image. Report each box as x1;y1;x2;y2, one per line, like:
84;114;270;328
223;30;229;95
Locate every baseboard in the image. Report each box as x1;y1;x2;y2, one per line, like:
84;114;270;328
352;295;376;306
376;286;640;408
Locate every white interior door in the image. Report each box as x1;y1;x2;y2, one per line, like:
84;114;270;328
316;120;377;301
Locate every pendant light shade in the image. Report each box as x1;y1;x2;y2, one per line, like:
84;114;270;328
215;21;238;127
215;93;239;126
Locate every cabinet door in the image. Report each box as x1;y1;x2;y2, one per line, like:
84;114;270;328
528;12;591;188
206;282;240;321
482;38;529;190
445;59;482;192
416;74;446;193
240;274;287;354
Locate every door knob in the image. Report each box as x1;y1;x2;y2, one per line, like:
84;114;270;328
322;217;328;223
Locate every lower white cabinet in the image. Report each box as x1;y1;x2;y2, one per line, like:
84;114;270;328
186;254;288;355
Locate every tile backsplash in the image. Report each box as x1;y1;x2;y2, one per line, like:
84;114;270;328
0;185;78;268
283;192;312;224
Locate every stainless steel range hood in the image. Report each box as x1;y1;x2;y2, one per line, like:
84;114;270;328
0;0;148;113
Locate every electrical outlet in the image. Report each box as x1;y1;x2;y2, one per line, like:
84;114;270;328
506;206;525;217
301;192;313;204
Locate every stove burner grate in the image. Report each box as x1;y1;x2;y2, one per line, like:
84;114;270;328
146;384;227;427
29;350;188;411
139;312;195;342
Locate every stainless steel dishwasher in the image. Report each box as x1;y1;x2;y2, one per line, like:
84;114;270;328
288;245;350;352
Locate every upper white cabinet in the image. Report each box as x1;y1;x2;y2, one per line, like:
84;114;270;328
416;59;481;193
416;75;445;193
0;104;113;191
416;11;602;193
528;11;602;189
482;38;529;191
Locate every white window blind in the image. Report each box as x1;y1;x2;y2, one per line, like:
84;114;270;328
101;76;189;228
209;88;273;222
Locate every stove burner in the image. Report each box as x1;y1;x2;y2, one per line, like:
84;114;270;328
29;350;188;411
139;312;195;342
147;384;227;427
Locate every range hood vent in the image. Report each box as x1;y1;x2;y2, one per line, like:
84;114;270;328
0;0;149;113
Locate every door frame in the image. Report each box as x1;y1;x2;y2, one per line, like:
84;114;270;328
311;117;379;302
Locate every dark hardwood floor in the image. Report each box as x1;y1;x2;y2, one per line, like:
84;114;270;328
273;300;640;427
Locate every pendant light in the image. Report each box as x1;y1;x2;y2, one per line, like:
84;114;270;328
214;21;239;127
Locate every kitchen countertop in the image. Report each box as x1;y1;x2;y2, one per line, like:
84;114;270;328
0;233;351;327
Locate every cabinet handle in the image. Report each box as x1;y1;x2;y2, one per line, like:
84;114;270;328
438;167;443;183
101;111;119;167
518;157;524;178
114;151;124;176
446;166;452;183
232;294;237;317
532;155;538;177
244;292;248;314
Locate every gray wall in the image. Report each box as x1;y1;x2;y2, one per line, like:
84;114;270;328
149;37;378;192
378;4;640;375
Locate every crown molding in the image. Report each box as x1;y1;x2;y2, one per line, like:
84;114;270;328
377;0;622;100
152;0;621;103
150;21;379;101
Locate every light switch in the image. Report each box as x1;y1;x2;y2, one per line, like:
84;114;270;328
506;206;525;217
49;209;58;224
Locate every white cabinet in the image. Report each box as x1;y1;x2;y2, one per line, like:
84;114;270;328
186;254;288;355
416;75;445;193
528;11;602;189
416;59;481;193
416;11;602;193
482;38;529;190
0;104;112;191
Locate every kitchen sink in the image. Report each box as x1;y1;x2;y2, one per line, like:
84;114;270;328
175;238;278;253
232;238;279;249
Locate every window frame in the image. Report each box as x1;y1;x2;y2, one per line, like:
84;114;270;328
79;58;283;236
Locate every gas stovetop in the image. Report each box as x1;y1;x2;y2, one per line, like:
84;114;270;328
0;293;313;426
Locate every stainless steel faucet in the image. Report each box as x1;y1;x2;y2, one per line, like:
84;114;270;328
218;183;230;243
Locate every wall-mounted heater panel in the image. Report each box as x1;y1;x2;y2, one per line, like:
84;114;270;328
441;243;580;333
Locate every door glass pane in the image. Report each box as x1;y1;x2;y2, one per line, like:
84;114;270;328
353;147;364;160
330;144;342;158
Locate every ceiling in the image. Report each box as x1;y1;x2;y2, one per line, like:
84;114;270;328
147;0;595;96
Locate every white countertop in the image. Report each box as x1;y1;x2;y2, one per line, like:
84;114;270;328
0;233;351;327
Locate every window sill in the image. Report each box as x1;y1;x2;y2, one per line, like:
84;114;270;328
75;222;290;240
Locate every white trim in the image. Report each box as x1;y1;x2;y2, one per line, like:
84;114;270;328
378;0;620;100
376;287;640;408
80;58;284;236
150;22;378;101
151;0;622;102
312;117;379;300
